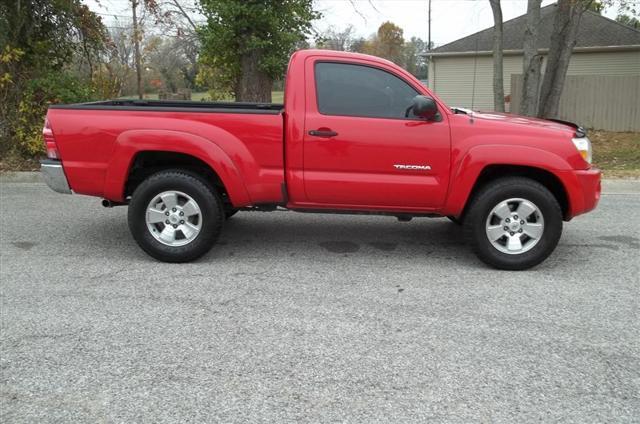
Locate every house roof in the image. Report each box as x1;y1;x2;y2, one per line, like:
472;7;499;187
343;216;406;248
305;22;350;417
426;4;640;55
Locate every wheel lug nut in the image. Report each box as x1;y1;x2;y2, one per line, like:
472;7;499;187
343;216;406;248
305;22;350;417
179;211;184;216
165;211;169;216
172;208;177;212
505;218;510;223
180;220;185;224
518;229;523;233
503;226;509;231
165;220;169;224
514;215;518;219
520;220;525;224
173;224;178;228
510;231;515;236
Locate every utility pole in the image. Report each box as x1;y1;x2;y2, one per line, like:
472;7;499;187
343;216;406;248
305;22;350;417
131;0;143;99
427;0;432;50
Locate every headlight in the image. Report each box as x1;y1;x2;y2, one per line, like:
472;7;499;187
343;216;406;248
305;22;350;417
572;137;592;164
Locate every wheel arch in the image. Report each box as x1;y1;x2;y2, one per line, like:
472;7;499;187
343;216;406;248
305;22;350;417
459;164;570;221
443;144;576;221
124;151;230;202
103;129;251;205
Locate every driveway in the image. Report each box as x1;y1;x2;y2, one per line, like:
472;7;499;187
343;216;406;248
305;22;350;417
1;178;639;423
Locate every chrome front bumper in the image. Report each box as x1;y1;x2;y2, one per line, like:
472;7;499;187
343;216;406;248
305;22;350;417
40;159;72;194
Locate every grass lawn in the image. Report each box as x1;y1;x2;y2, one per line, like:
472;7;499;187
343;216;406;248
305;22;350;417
591;131;640;178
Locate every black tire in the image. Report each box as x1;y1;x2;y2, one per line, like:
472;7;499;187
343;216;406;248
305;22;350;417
128;169;224;262
463;177;562;270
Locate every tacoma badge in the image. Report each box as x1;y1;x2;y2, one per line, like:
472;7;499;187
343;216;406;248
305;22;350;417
394;164;432;171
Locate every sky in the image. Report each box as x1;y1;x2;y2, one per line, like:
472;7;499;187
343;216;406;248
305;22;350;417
84;0;623;48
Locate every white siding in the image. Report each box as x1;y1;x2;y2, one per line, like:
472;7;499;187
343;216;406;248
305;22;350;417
429;50;640;112
511;74;640;131
565;51;640;75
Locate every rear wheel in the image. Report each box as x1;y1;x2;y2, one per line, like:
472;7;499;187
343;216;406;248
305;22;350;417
128;170;223;262
463;177;562;270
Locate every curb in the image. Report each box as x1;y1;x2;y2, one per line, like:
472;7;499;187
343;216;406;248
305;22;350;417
1;171;639;193
0;171;41;183
601;179;640;194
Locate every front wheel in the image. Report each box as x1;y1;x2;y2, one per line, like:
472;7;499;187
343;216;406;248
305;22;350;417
128;170;224;262
464;177;562;270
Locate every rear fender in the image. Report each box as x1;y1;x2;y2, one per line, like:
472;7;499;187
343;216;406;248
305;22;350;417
443;145;580;217
103;129;250;204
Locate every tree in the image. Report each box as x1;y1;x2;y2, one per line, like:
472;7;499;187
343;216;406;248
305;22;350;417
402;37;428;79
537;0;591;118
520;0;543;116
198;0;320;102
365;21;405;65
489;0;505;112
130;0;144;99
316;25;356;51
0;0;107;73
517;0;637;117
147;37;194;92
616;14;640;29
142;0;201;89
587;1;605;12
349;37;368;53
0;0;108;156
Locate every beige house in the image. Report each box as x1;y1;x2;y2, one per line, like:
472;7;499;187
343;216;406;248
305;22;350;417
423;4;640;130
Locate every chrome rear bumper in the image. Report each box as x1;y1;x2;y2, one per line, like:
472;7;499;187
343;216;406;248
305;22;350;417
40;159;72;194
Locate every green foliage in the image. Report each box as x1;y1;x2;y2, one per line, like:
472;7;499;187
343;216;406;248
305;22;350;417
195;65;234;100
0;0;107;157
587;1;605;13
616;14;640;29
0;46;25;91
197;0;320;97
15;72;95;156
0;0;107;71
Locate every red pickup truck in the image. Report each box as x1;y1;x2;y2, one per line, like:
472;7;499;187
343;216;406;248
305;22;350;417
41;49;600;269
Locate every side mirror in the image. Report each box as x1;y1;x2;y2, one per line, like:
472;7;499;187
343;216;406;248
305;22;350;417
408;95;439;120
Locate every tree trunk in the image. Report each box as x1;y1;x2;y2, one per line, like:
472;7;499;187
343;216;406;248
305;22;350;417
520;0;542;116
537;0;588;118
131;0;144;100
489;0;504;112
235;50;272;103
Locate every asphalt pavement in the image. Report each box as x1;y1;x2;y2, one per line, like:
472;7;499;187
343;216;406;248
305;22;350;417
1;178;639;423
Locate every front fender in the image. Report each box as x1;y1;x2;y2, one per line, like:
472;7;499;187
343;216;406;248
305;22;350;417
442;144;579;217
103;129;251;204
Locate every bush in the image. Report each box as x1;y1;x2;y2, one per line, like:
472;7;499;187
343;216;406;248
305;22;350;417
13;72;95;156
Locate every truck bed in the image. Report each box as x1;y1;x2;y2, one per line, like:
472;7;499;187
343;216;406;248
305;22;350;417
47;100;285;205
50;99;284;114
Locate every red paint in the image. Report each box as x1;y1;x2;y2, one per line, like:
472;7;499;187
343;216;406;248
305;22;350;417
45;49;600;220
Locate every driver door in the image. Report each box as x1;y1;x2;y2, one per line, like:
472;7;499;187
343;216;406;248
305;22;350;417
302;59;451;209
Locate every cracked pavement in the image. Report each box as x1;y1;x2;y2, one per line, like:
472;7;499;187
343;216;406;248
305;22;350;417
1;180;639;423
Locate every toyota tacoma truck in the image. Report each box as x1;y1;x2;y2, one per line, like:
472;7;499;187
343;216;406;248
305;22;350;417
40;50;601;270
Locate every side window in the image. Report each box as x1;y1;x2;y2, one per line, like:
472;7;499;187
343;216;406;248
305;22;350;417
315;62;420;119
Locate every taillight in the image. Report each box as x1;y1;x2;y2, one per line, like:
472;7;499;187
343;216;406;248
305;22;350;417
42;118;59;159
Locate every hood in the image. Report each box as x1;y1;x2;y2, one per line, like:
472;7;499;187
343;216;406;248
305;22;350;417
452;108;584;137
